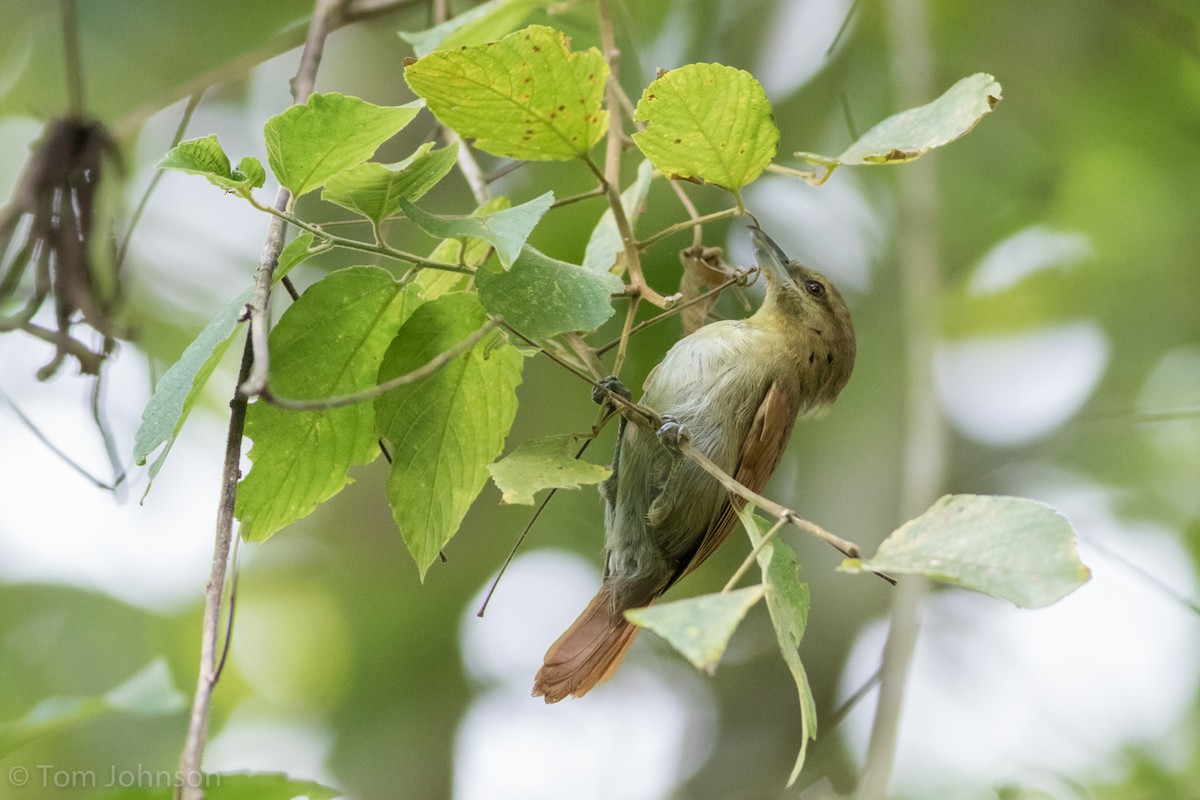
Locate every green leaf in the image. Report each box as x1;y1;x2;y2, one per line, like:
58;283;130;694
739;506;816;786
399;0;550;57
487;434;611;504
375;293;523;578
582;158;654;272
632;63;778;197
158;135;265;194
0;659;183;757
236;268;421;542
843;494;1090;608
399;191;553;267
405;25;608;161
476;246;622;338
322;141;459;226
625;585;765;672
94;772;341;800
796;73;1002;171
415;196;512;298
264;92;422;197
133;234;316;494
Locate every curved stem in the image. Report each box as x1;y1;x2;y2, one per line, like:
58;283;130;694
637;207;740;250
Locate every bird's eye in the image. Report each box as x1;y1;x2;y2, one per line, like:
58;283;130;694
804;280;826;298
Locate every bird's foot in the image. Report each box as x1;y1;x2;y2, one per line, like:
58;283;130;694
592;375;632;407
657;415;690;457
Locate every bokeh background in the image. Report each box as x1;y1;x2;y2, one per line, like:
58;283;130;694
1;0;1198;798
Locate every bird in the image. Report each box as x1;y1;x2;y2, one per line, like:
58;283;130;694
533;224;857;702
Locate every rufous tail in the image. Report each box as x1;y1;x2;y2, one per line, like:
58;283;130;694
533;583;641;703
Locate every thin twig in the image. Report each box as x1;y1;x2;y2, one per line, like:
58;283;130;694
594;271;752;356
609;295;639;376
584;155;670;308
90;365;127;491
261;320;499;411
550;186;608;208
667;181;704;250
477;433;600;617
117;92;204;273
176;1;339;796
637;208;740;250
0;388;118;490
722;516;787;592
213;535;242;683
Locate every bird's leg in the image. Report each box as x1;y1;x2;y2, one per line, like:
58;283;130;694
656;414;690;459
594;376;632;508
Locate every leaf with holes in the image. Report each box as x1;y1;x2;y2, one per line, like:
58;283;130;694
487;434;611;504
796;73;1002;175
633;63;778;197
236;268;422;542
625;585;765;672
405;25;608;161
842;494;1090;608
264;92;422;197
375;293;524;579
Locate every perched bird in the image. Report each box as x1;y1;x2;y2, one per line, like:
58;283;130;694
533;225;857;702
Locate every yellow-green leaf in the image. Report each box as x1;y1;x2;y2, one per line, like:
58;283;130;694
487;434;611;504
625;586;765;672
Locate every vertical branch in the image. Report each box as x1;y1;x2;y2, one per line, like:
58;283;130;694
59;0;84;116
856;0;944;797
175;1;339;796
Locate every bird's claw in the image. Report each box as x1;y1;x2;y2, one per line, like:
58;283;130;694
657;415;689;456
592;375;631;407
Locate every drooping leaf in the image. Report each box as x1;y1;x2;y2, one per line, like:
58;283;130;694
487;434;611;504
158;134;265;194
796;73;1002;175
404;25;608;161
582;158;654;273
264;92;422;197
95;772;341;800
625;585;765;672
739;506;816;786
399;0;550;57
632;63;778;197
0;659;183;757
415;196;512;298
134;234;316;494
322;141;459;226
236;268;421;542
375;293;523;579
398;191;553;267
476;246;622;338
842;494;1090;608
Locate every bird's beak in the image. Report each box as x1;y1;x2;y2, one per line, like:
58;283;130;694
749;225;794;286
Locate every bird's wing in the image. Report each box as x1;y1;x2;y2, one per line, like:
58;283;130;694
675;376;802;582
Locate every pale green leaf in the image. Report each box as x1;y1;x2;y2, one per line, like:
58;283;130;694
632;63;778;195
487;433;611;504
843;494;1090;608
264;92;422;197
375;293;524;578
739;505;816;786
400;0;550;57
415;196;512;298
625;585;765;672
404;25;608;161
797;73;1002;170
158;134;265;194
133;233;316;494
236;268;421;542
399;191;553;267
322;141;459;225
0;659;183;757
582;158;654;272
476;246;622;337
